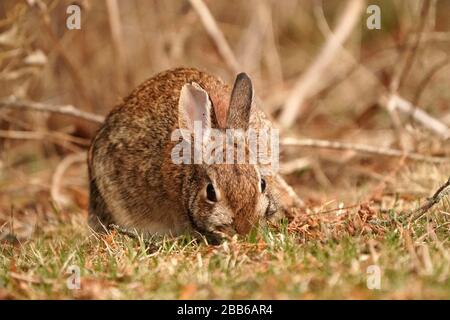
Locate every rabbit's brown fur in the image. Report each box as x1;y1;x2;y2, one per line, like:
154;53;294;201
88;67;300;242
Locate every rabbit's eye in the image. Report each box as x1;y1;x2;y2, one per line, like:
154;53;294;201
260;178;266;193
206;183;217;202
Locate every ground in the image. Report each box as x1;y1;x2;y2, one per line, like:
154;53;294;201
1;154;449;299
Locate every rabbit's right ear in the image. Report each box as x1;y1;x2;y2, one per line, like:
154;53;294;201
178;82;212;141
227;73;253;130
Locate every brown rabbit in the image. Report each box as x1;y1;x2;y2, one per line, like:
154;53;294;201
88;67;301;243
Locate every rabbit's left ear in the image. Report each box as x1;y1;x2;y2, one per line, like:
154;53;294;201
178;82;212;140
227;72;253;130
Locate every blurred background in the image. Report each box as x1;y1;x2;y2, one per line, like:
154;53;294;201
1;0;450;237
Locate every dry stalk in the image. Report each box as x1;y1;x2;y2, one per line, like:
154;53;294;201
390;0;432;93
0;129;90;146
384;95;450;139
412;57;450;107
0;96;105;124
51;152;86;207
188;0;241;73
27;0;95;110
409;177;450;221
279;158;312;175
282;137;448;164
105;0;131;92
278;0;365;128
387;0;432;148
109;224;140;240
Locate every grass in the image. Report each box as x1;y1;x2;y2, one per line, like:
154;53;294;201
1;194;449;299
0;142;449;300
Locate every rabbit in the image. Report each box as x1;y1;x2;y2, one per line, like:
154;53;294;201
88;67;302;243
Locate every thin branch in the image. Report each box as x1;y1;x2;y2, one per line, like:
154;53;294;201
279;158;311;175
105;0;131;92
387;0;433;148
109;224;140;240
0;129;53;141
188;0;241;73
0;129;90;146
412;57;450;106
236;2;266;74
28;0;95;110
278;0;365;128
409;177;450;221
385;95;450;140
0;96;105;124
51;152;86;207
275;174;304;207
261;2;283;85
281;137;449;164
390;0;432;93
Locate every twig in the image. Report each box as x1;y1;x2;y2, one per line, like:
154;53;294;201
409;177;450;221
384;95;450;140
275;174;304;207
108;224;161;252
51;152;86;207
279;158;311;175
420;31;450;42
387;0;432;148
0;129;90;146
105;0;130;92
0;130;84;153
0;96;105;124
278;0;365;128
28;0;95;110
109;224;140;239
236;3;265;74
412;57;449;106
281;137;449;164
261;2;283;85
390;0;432;93
308;204;360;216
188;0;241;73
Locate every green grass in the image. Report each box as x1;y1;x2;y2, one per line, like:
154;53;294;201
1;206;449;299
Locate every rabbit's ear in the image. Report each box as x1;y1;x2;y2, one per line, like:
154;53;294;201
178;82;212;140
227;72;253;130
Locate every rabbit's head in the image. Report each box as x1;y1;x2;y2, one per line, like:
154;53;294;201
175;73;279;243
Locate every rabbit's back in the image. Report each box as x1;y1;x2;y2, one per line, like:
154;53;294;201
88;68;231;232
